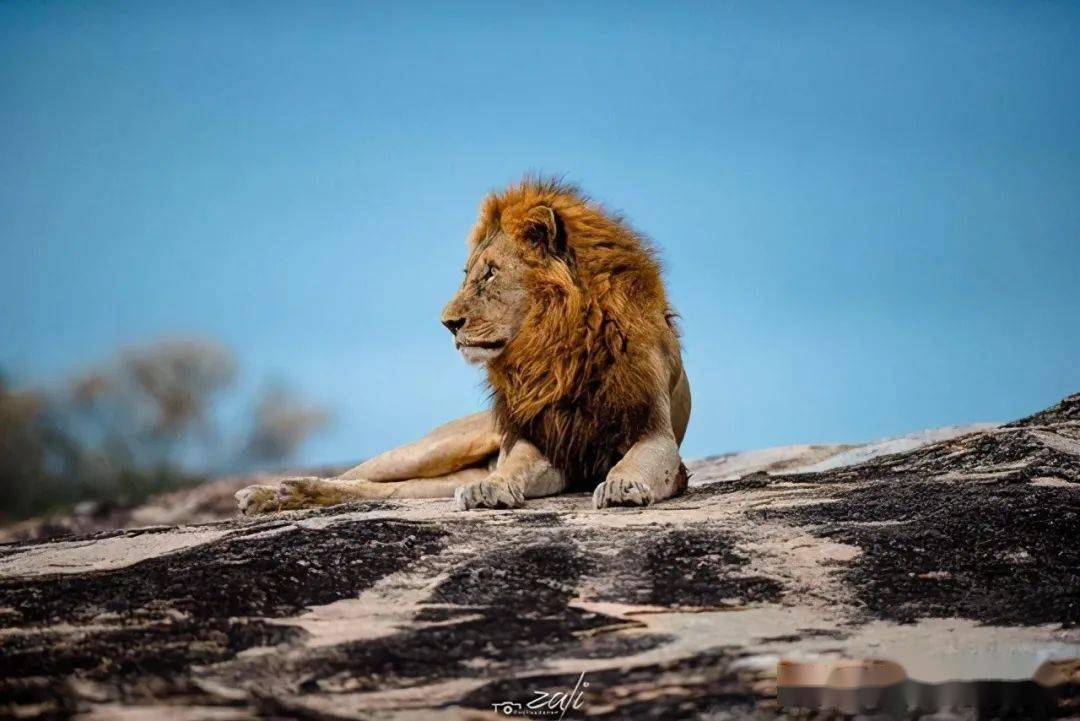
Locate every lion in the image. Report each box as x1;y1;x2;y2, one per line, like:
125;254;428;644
235;177;691;513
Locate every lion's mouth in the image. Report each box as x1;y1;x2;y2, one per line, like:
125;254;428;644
456;339;506;351
455;338;507;365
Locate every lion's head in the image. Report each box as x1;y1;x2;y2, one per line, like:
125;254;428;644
439;214;537;366
440;180;585;367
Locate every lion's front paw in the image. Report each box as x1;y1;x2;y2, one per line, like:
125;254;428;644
593;476;655;509
235;484;280;515
454;477;525;510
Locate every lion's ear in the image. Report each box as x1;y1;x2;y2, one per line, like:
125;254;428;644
522;206;567;257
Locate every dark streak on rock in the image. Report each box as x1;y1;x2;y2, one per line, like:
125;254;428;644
773;480;1080;625
0;619;301;680
512;511;565;526
647;529;783;607
0;520;445;628
430;540;586;611
683;473;774;498
596;527;783;608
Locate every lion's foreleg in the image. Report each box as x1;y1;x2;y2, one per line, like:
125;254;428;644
594;392;686;509
455;439;566;510
337;411;501;481
235;466;489;515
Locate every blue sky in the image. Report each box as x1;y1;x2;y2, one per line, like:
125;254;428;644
2;1;1078;466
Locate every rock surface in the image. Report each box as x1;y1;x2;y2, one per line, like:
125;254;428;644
1;395;1078;719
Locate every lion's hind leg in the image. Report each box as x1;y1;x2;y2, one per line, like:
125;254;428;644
235;411;501;515
338;411;500;481
236;466;490;515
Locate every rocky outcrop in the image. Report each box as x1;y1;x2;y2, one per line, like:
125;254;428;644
1;395;1078;719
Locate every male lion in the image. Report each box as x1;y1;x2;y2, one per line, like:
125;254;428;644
236;178;691;513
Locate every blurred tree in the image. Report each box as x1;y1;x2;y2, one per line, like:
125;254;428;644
243;384;330;465
0;373;85;519
66;338;237;471
0;338;329;522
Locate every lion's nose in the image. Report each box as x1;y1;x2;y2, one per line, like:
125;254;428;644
442;316;466;335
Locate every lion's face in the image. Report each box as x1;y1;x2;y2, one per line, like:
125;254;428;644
440;230;531;365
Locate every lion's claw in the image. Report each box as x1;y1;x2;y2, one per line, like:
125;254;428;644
455;477;525;510
593;476;654;509
235;484;279;515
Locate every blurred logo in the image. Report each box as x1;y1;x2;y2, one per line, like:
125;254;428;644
776;658;1065;717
